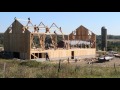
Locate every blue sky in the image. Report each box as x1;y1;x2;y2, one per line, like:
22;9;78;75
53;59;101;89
0;12;120;35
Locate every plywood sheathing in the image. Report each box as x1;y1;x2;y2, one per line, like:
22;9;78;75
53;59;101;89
30;48;96;59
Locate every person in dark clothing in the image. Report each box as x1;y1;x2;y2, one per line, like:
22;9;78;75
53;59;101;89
46;53;50;61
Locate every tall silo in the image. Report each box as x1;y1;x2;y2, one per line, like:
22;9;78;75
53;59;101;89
101;26;107;51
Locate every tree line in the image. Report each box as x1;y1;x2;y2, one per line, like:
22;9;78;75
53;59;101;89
96;35;120;51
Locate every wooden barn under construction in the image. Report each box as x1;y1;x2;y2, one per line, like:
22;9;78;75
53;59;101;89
4;18;96;60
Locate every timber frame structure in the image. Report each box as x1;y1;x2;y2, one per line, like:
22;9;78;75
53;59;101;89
4;18;96;60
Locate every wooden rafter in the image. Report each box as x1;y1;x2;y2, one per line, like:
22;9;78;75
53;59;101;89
90;40;96;48
31;34;36;48
49;23;65;40
49;23;63;34
38;34;46;51
38;22;46;28
49;23;59;29
49;35;56;49
26;18;34;27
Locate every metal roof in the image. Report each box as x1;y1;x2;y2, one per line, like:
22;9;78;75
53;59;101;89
70;40;90;45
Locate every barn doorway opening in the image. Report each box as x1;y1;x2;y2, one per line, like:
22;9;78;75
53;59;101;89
71;51;74;59
13;52;20;59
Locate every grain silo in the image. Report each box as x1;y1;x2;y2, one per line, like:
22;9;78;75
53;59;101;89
101;26;107;51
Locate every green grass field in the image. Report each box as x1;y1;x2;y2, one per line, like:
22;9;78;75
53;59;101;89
0;59;120;78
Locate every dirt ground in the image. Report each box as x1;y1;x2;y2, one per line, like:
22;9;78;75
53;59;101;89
50;57;120;67
91;58;120;67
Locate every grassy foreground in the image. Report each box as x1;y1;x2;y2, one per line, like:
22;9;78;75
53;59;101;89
0;59;120;78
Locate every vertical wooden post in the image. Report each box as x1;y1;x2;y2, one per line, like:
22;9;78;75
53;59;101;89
94;34;96;48
90;62;93;75
58;59;61;72
67;35;69;49
55;35;57;50
114;63;117;73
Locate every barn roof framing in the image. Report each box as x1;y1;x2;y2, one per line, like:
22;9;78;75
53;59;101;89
4;17;96;60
